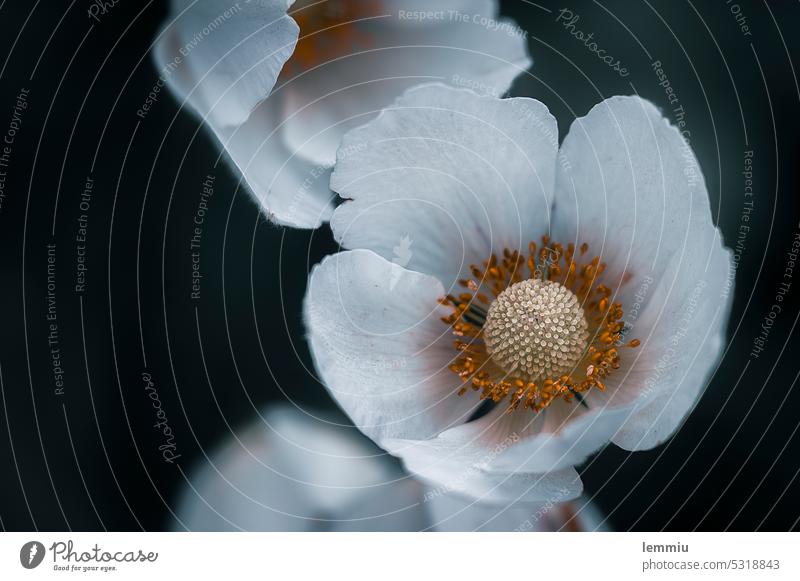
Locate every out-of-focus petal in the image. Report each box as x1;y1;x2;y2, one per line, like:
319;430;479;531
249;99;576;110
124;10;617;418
155;0;298;128
282;0;531;166
174;405;426;531
221;98;335;227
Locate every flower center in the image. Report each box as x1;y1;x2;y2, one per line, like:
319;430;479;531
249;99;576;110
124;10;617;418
483;279;589;380
441;237;640;413
283;1;381;76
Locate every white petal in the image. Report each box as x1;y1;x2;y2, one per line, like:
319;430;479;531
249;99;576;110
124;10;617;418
384;398;628;500
400;450;583;504
174;405;426;531
221;98;335;227
330;83;557;289
551;96;733;448
386;410;584;503
304;249;480;443
155;0;298;128
483;402;634;473
155;1;337;227
607;243;733;450
281;0;530;167
552;95;724;311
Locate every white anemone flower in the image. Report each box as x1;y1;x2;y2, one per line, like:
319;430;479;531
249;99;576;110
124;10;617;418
304;83;733;502
173;405;606;531
154;0;530;228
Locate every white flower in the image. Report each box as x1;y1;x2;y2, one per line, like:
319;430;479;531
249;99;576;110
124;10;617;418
154;0;530;228
304;83;733;502
173;404;606;531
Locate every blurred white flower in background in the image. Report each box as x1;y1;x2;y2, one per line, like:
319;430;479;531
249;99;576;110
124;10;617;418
304;83;733;503
154;0;530;227
174;405;606;531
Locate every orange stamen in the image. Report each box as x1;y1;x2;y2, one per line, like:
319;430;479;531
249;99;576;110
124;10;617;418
442;236;640;413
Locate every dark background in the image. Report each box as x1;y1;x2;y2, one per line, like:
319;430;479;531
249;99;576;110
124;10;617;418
0;0;798;531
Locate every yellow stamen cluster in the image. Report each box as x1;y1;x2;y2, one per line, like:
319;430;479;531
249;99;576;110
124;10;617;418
285;1;379;76
440;237;641;413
